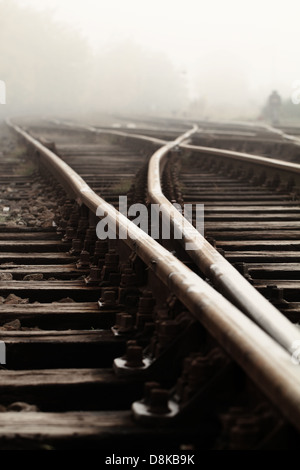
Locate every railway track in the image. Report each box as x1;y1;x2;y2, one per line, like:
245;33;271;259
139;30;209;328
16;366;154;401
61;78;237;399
0;118;300;451
172;141;300;318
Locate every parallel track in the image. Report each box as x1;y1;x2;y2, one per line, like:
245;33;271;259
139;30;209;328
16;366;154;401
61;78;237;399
0;118;299;450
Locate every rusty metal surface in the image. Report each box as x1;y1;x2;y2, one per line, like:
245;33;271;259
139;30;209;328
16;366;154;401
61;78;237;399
181;142;300;177
7;118;300;432
147;132;300;359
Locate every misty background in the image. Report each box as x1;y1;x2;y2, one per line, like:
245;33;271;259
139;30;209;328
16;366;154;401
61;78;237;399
1;0;300;122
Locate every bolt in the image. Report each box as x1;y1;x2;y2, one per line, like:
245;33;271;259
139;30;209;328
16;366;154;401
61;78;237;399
69;238;82;255
77;250;90;268
56;218;68;232
94;240;108;258
105;249;119;266
62;226;76;242
125;341;144;368
69;211;79;227
157;320;179;350
115;313;134;333
138;291;155;311
120;268;137;287
180;355;213;402
100;249;120;284
89;266;101;280
149;388;170;414
100;290;117;307
144;381;160;405
77;216;89;231
85;266;101;285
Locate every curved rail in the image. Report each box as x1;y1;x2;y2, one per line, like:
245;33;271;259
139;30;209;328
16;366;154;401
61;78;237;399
50;119;167;147
181;142;300;177
7;118;300;431
194;119;300;145
35;118;300;354
148;132;300;358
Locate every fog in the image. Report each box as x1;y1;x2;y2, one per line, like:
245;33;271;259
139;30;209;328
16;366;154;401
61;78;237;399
1;0;300;121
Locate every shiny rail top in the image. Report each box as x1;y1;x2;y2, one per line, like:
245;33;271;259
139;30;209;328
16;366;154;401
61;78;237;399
7;118;300;431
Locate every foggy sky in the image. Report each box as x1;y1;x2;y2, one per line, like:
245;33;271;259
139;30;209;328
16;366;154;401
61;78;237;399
1;0;300;119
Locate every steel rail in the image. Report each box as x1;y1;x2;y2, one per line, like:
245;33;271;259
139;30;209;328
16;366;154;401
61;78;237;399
50;119;167;147
55;118;300;176
148;134;300;359
26;118;300;353
37;119;300;354
193;119;300;145
260;122;300;145
181;142;300;177
7;118;300;431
